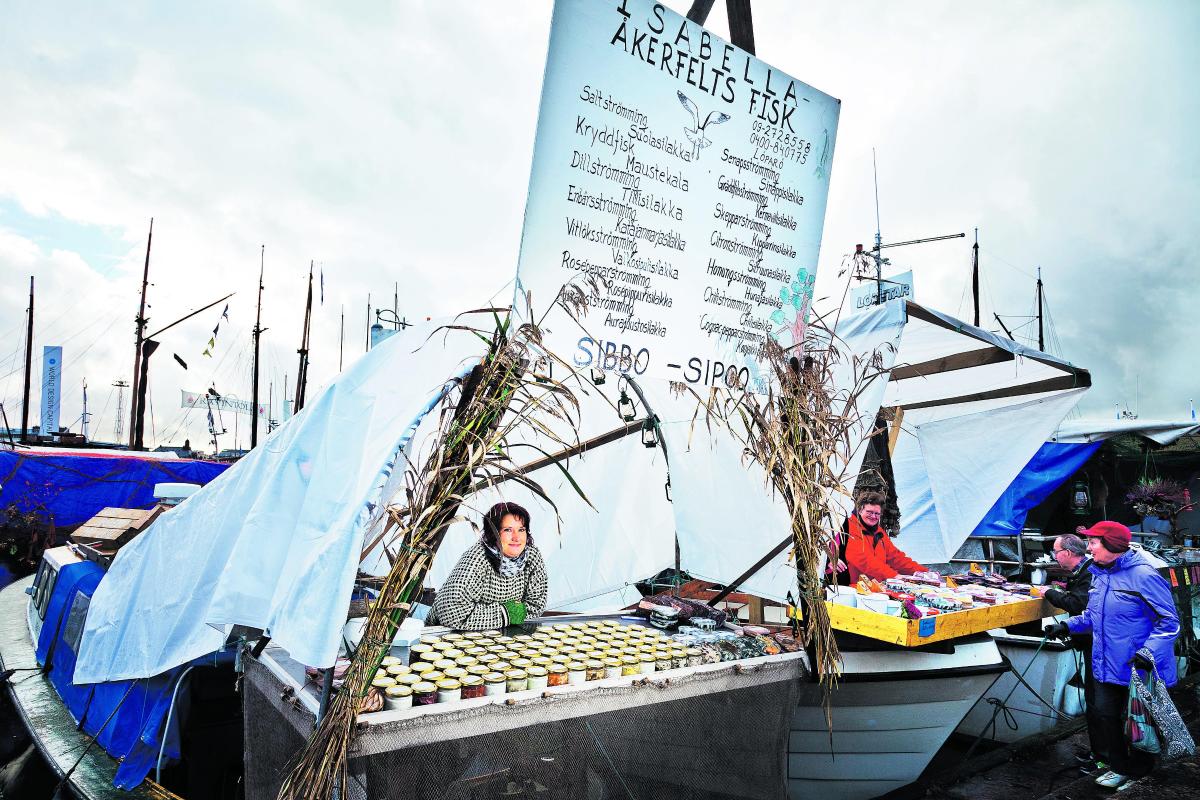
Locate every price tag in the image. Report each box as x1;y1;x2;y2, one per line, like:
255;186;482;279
918;617;937;638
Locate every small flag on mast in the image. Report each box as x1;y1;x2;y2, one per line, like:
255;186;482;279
203;303;231;357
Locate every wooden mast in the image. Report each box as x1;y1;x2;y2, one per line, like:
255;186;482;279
129;218;153;448
294;262;314;413
20;276;33;443
251;245;265;448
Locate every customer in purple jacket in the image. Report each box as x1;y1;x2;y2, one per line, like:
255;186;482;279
1045;521;1179;789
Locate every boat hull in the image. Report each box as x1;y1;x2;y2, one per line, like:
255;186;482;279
789;636;1007;799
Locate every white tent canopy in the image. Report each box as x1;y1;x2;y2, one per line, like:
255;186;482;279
1051;418;1200;446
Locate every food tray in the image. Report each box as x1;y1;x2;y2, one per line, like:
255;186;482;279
825;596;1055;646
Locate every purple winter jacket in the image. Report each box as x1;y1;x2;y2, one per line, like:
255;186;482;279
1066;549;1179;686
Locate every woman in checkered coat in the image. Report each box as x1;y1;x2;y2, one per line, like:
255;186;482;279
428;502;548;630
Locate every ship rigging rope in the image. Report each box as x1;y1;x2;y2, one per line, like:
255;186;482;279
962;635;1072;763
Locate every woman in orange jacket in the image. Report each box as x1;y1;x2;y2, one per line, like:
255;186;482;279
835;490;926;585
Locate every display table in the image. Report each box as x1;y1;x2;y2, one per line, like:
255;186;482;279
826;597;1056;647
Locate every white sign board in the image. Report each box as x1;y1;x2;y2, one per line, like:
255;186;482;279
514;0;840;393
849;270;914;312
40;346;62;436
181;390;266;419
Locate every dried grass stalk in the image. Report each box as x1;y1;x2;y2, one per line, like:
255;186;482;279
277;310;588;800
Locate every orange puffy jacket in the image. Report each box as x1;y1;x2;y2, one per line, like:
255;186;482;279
843;513;926;583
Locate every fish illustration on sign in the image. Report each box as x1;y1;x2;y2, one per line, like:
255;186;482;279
677;90;730;160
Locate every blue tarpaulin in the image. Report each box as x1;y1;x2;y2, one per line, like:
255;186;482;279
35;560;232;789
0;451;228;528
971;441;1101;537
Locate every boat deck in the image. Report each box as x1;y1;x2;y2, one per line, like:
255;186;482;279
0;575;161;800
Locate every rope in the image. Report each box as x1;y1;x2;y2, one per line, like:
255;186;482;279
962;635;1065;762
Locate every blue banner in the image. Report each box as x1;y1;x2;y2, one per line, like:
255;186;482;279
971;441;1101;537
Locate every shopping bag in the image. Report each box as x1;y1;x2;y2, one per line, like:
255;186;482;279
1132;647;1196;761
1126;673;1160;754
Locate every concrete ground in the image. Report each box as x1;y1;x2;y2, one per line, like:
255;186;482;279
904;680;1200;800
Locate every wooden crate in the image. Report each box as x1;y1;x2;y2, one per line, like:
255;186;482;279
70;506;163;549
825;596;1055;647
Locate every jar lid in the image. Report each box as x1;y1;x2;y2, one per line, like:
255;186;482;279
380;655;401;666
620;655;639;664
467;665;490;676
432;640;455;651
547;664;567;673
504;669;528;679
411;662;435;673
417;636;441;646
491;661;511;672
567;661;587;670
385;664;411;676
461;675;484;686
442;632;464;641
371;676;396;687
602;657;622;667
519;649;540;658
455;656;477;666
511;658;532;668
423;671;444;683
532;656;553;666
445;668;468;679
398;674;421;685
639;653;657;662
461;632;484;640
585;659;604;668
484;672;506;682
482;630;503;637
434;658;456;669
436;679;461;690
413;681;437;692
419;651;442;662
443;649;464;660
479;654;499;663
527;666;548;677
385;685;413;697
465;647;487;656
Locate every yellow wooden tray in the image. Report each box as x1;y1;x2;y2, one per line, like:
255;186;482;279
825;596;1055;647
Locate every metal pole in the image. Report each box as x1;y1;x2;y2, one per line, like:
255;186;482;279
251;246;264;449
20;276;33;443
1036;267;1045;352
972;228;980;327
294;263;314;413
339;305;345;371
129;218;153;448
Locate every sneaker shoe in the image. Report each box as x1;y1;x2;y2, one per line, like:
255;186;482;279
1095;771;1128;788
1073;749;1096;764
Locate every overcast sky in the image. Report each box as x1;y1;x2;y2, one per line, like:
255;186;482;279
1;1;1196;450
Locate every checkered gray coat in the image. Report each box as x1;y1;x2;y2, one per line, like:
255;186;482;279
428;542;548;630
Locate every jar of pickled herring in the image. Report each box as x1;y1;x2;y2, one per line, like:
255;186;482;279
505;669;529;693
460;675;485;700
547;664;569;686
384;685;413;710
655;653;673;672
620;655;641;676
639;654;657;675
412;681;438;706
483;673;507;696
567;662;587;685
409;644;434;663
602;658;622;679
582;660;604;681
527;666;549;690
670;649;688;669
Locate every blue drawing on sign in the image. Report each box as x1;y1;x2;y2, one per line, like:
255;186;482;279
677;90;730;161
918;617;937;638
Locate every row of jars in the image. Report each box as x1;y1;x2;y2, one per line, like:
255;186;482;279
370;644;706;712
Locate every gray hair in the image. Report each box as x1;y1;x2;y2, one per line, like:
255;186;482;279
1057;534;1087;556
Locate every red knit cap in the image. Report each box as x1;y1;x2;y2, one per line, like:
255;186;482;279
1080;520;1132;552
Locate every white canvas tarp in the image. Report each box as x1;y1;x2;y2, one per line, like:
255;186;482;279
1052;418;1200;446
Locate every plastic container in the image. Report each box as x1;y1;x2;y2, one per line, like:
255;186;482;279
384;685;413;710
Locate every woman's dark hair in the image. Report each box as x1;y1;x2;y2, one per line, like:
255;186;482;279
482;502;532;549
855;490;886;510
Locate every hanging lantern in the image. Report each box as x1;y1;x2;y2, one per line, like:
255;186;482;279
590;367;606;385
641;417;659;448
617;390;636;421
1070;479;1091;516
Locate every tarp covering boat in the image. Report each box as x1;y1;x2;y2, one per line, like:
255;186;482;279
0;450;227;528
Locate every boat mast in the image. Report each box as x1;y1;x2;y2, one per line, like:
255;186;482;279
20;276;33;443
1036;267;1045;352
339;305;345;371
971;228;980;326
129;218;153;448
251;245;265;449
294;262;314;413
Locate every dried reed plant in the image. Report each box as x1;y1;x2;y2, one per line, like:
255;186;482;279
277;309;589;800
692;318;894;695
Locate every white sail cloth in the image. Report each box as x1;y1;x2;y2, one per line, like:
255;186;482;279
75;321;484;683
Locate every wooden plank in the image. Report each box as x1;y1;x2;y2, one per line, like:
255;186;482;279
826;597;1054;647
887;406;904;456
76;516;135;530
95;507;152;521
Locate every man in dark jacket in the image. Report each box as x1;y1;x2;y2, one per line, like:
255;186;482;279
1043;534;1097;768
